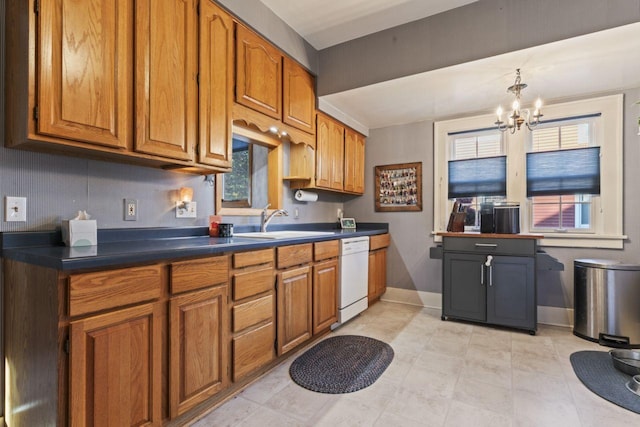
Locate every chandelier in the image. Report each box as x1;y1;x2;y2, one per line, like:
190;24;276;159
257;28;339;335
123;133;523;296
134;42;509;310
494;69;543;134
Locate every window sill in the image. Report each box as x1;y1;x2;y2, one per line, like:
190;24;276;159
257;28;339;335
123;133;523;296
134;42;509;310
538;233;627;249
432;231;627;249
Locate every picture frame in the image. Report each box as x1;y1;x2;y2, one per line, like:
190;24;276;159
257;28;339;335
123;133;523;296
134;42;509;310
374;162;422;212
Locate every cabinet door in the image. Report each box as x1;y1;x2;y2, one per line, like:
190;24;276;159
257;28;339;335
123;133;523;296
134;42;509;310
69;302;162;427
135;0;197;160
367;249;388;303
283;57;316;134
316;113;344;190
487;256;536;330
235;25;282;120
313;259;338;334
344;129;365;194
276;265;312;355
443;253;486;322
198;0;233;168
169;286;229;418
38;0;132;149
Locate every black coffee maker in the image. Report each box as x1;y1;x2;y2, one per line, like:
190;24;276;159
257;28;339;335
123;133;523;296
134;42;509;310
480;203;494;233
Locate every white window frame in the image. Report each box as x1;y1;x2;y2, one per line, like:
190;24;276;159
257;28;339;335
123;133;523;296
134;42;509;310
433;94;625;249
528;117;597;234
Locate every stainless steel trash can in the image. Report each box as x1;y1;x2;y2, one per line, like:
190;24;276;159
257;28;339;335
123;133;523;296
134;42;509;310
574;259;640;348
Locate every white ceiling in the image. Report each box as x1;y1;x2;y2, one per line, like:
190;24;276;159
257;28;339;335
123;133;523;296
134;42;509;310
259;0;640;132
260;0;478;50
320;22;640;130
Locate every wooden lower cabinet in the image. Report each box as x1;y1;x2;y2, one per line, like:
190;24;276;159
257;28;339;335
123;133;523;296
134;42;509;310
69;302;163;427
368;233;390;303
313;258;338;334
169;286;229;418
276;265;313;355
230;249;276;381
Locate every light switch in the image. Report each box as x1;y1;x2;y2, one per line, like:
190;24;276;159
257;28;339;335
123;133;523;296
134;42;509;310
5;197;27;222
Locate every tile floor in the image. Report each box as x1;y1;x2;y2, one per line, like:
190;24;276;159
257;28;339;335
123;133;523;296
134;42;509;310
192;301;640;426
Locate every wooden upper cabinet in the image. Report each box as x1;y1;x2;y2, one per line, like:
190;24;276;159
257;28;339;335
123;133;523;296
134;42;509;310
235;25;282;120
198;0;233;168
344;128;366;194
283;57;316;134
316;113;344;191
37;0;132;149
135;0;197;161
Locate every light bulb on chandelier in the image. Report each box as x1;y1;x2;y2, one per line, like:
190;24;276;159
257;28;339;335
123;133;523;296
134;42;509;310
494;69;543;134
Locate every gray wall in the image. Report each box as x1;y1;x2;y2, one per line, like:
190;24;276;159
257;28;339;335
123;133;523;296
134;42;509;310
0;0;336;235
216;0;318;74
318;0;640;95
344;87;640;310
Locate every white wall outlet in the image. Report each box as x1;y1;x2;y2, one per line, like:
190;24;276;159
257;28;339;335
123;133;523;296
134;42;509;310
5;196;27;222
124;198;138;221
176;201;197;218
294;208;299;219
337;208;343;219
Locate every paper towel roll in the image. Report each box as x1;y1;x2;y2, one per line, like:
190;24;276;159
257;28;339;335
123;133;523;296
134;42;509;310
295;189;318;202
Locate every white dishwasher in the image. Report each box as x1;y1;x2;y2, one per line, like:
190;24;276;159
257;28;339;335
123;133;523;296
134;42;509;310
333;236;370;328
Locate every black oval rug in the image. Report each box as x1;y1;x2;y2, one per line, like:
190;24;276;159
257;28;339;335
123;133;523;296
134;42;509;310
289;335;394;394
570;351;640;414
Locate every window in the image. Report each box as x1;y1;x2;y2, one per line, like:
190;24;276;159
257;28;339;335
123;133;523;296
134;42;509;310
434;95;624;249
447;130;506;228
222;138;252;208
528;119;599;232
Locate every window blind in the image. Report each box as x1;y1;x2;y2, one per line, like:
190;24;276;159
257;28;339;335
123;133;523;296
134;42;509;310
526;146;600;197
448;155;507;199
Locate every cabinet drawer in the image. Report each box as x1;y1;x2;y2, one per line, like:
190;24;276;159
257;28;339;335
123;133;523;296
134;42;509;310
443;237;535;256
314;240;339;261
69;264;162;317
370;233;390;251
276;243;312;269
171;255;229;294
233;321;275;381
233;294;274;333
233;267;274;301
233;248;274;269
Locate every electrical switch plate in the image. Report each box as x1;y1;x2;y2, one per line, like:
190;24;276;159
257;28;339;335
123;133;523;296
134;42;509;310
176;201;197;218
5;196;27;222
124;198;138;221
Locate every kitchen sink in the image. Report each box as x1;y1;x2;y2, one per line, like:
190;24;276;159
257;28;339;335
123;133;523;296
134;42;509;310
233;230;336;239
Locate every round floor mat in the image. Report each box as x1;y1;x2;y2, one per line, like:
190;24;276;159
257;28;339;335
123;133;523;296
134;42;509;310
570;351;640;414
289;335;394;394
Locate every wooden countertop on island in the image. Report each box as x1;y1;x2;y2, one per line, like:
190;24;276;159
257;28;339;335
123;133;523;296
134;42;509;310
436;232;544;240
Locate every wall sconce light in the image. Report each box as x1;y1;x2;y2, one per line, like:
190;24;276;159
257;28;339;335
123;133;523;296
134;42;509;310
176;187;196;218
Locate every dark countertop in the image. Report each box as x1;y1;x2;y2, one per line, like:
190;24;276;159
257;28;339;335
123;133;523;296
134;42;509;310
1;223;388;271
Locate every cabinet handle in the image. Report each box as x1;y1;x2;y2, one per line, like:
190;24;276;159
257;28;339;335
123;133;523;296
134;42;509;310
475;243;498;248
489;265;493;286
480;264;484;285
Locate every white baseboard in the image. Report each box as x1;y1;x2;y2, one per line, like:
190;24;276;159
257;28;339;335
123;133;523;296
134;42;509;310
380;287;574;328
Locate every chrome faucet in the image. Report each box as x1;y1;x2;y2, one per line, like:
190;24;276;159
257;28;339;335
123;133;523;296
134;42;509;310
261;204;288;232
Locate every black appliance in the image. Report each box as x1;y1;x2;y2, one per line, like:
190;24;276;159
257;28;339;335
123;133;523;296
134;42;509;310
480;203;494;233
